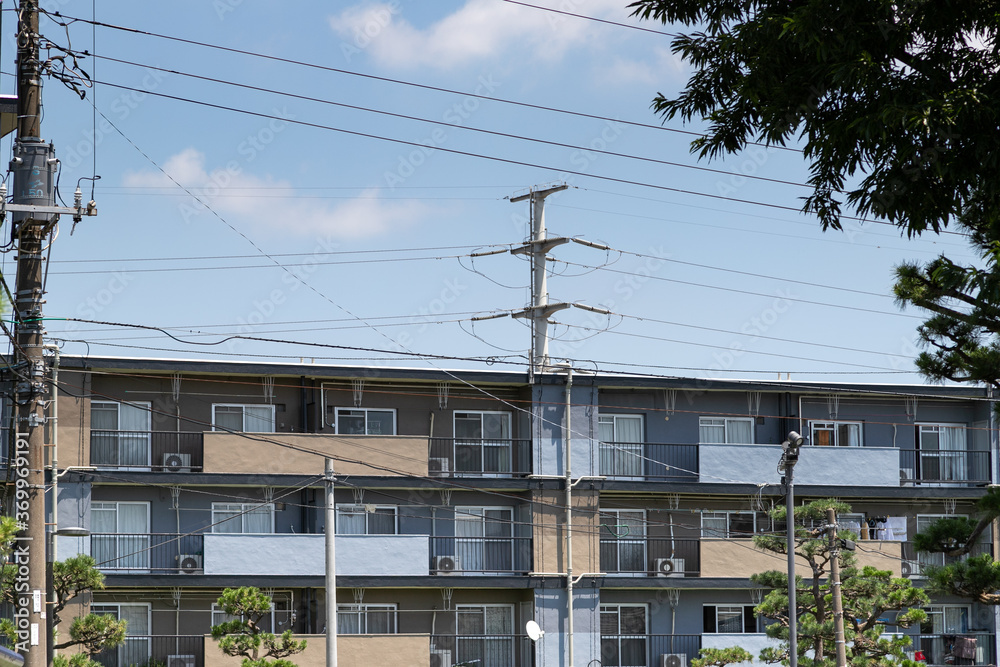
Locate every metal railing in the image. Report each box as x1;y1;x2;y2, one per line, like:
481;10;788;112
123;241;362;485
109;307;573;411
430;634;533;667
90;533;204;573
429;438;532;477
899;450;991;486
599;634;702;667
94;635;206;667
600;538;700;577
90;431;204;471
909;633;996;666
430;536;532;574
900;541;993;578
599;442;699;481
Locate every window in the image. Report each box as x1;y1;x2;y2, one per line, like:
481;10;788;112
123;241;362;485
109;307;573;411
91;502;150;571
212;502;274;534
920;605;972;666
918;423;968;482
455;605;514;667
335;408;395;435
599;414;644;477
454;506;514;573
809;421;862;447
600;510;646;573
335;504;397;535
914;514;987;573
92;603;150;667
337;604;397;634
454;411;513;474
701;511;764;538
212;404;275;432
91;401;152;468
703;605;758;633
699;417;754;444
600;604;648;667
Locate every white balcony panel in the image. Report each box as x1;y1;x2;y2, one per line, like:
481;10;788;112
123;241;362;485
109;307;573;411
700;444;899;486
203;534;429;576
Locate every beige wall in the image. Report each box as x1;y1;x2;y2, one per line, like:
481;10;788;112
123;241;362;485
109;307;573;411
204;433;429;476
205;634;430;667
532;488;598;575
55;370;90;468
701;539;902;578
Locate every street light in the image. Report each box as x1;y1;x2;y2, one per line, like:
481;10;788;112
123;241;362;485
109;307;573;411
779;431;804;667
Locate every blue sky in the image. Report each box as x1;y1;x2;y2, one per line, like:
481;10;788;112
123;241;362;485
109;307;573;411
5;0;978;384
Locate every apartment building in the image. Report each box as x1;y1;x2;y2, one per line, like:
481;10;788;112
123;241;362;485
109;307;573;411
40;355;997;667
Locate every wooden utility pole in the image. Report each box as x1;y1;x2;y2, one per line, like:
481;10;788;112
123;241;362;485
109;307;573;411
12;1;53;665
827;508;848;667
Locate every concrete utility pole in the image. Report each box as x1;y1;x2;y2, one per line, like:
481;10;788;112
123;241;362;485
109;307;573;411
779;431;804;667
12;2;53;664
826;508;848;667
325;458;337;667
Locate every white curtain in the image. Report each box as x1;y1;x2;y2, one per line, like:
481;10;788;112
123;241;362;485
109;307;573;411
337;607;362;634
118;605;150;666
244;405;275;432
941;426;967;481
727;419;753;444
336;506;365;534
244;504;273;533
119;403;150;468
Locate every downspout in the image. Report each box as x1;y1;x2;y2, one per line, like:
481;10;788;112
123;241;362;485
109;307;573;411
45;344;58;558
564;367;574;667
300;377;308;432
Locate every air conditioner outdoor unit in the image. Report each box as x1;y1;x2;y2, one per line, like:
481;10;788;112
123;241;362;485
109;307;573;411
163;452;192;473
429;649;452;667
654;557;685;577
177;554;203;574
167;656;196;667
900;468;915;486
433;555;459;574
660;654;688;667
428;457;450;476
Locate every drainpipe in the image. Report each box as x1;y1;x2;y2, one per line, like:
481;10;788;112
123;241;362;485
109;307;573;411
563;366;574;667
44;344;59;556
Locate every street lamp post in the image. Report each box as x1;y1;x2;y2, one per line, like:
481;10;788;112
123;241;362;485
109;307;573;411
779;431;804;667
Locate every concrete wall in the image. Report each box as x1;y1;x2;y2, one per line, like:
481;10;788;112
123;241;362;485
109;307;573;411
205;634;430;667
534;383;599;478
700;443;900;486
203;433;428;476
532;488;598;575
700;539;902;578
203;534;430;576
534;588;600;667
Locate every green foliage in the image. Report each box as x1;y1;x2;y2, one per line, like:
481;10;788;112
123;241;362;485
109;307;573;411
52;554;106;625
55;613;127;653
211;587;306;667
749;499;928;667
53;653;106;667
630;0;1000;388
692;646;754;667
921;553;1000;605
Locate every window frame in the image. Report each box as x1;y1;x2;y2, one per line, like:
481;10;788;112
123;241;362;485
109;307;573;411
703;604;758;634
334;504;399;535
601;509;647;574
336;603;398;634
698;416;755;444
211;403;276;433
701;510;766;538
212;599;291;633
808;420;863;447
90;400;153;468
211;501;275;534
91;602;152;666
600;604;649;667
333;407;397;436
90;501;151;571
453;411;513;441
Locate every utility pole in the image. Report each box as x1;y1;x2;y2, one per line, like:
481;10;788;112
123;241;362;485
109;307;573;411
826;508;848;667
325;458;337;667
12;2;53;664
778;431;804;667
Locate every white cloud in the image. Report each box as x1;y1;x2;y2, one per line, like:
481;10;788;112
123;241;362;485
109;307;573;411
592;46;688;86
329;0;634;70
123;149;427;238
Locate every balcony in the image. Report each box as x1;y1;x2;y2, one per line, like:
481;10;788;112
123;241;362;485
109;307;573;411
599;634;701;667
91;533;204;573
900;541;993;578
431;536;532;574
430;634;532;667
899;450;991;486
600;537;700;577
95;635;205;667
911;633;996;666
599;442;698;481
90;430;204;471
429;438;532;477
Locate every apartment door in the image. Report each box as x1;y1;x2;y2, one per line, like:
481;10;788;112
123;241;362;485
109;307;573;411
455;506;514;573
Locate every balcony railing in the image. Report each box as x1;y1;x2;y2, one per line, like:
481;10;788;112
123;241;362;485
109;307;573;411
90;430;204;471
599;442;698;481
900;449;991;486
430;536;532;574
429;438;532;477
600;537;700;577
900;541;993;578
91;533;204;573
95;635;206;667
911;633;996;666
430;634;532;667
600;634;702;667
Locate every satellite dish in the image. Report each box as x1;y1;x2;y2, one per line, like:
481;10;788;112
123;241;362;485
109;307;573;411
526;620;544;642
